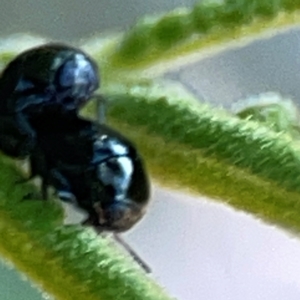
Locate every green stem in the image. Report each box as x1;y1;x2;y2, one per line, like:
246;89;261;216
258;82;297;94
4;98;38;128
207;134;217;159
99;1;300;73
100;85;300;232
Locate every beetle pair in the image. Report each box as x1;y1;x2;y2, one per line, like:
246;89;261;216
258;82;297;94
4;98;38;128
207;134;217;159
0;43;150;271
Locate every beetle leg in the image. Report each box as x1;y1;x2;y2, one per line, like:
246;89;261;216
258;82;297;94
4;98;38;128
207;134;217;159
18;154;47;200
0;115;34;157
16;150;41;184
15;112;35;136
48;168;75;203
20;169;49;201
113;234;151;273
14;113;36;155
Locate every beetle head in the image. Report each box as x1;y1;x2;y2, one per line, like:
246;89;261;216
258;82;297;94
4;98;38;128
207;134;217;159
93;198;146;232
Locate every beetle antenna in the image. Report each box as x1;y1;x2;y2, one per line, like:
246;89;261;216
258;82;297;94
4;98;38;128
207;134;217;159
94;94;106;125
113;233;151;273
89;222;151;273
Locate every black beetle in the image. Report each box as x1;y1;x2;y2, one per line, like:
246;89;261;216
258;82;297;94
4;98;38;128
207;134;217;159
0;43;99;158
23;115;151;271
26;114;150;231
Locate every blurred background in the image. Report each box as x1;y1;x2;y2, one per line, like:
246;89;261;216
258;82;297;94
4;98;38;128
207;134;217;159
2;1;300;300
0;0;196;41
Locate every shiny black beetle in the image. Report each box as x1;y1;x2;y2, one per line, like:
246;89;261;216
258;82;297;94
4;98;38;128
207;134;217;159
0;43;99;158
28;115;150;233
25;115;151;271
